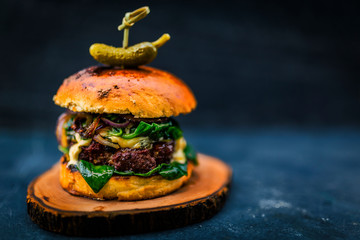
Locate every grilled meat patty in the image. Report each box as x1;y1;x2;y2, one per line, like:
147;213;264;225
78;140;175;173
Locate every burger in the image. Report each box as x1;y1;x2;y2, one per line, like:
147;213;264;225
53;65;197;200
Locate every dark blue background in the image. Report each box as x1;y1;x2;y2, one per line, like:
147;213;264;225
1;0;360;239
2;0;360;129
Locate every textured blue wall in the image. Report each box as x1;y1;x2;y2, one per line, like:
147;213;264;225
1;0;360;129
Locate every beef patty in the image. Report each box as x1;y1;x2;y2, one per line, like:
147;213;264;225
78;140;175;173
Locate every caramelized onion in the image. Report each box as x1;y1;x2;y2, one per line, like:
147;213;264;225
97;127;111;137
83;116;101;138
101;118;130;128
93;134;119;149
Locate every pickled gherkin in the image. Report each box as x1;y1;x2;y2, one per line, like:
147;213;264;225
89;34;170;67
89;6;170;68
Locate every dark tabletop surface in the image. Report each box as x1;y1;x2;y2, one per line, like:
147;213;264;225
1;127;360;240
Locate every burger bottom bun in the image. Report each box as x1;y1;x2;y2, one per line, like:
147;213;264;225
59;158;193;201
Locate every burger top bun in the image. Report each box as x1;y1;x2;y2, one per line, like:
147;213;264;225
53;65;197;118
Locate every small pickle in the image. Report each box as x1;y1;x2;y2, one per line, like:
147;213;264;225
89;33;170;68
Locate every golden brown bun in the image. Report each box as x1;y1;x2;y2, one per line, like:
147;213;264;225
53;66;197;118
59;158;193;200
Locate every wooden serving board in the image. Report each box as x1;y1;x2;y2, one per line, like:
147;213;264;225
27;154;232;236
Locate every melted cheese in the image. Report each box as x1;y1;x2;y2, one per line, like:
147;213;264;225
108;136;151;149
68;133;91;166
171;137;187;164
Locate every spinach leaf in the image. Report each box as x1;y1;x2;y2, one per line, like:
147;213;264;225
167;126;183;140
159;162;188;180
76;160;114;193
114;162;188;180
121;121;183;140
121;121;154;139
58;145;69;154
108;127;123;136
112;170;135;176
114;163;164;177
184;144;198;165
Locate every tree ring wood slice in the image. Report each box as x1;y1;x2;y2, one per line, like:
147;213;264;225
27;153;232;236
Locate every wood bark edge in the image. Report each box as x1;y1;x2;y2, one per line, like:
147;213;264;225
27;172;231;236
